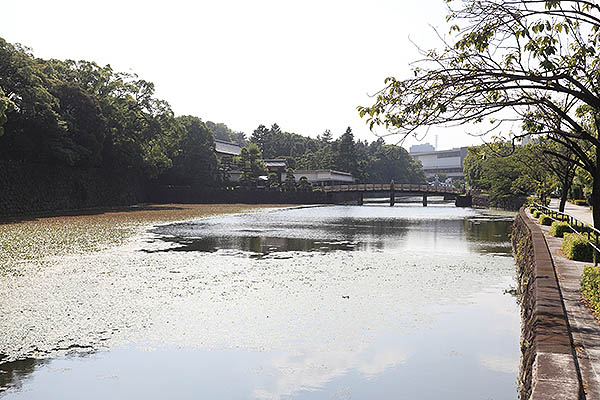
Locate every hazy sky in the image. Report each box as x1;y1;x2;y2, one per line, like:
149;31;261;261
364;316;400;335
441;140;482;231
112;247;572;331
3;0;489;150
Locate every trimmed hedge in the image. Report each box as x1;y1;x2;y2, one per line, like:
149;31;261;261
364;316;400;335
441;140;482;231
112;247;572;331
562;233;593;261
550;221;572;238
573;199;588;206
532;210;541;218
539;214;553;226
581;265;600;317
529;206;537;214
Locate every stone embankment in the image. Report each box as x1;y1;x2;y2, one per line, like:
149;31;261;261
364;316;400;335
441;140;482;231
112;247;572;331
0;162;332;218
512;208;584;399
0;161;145;217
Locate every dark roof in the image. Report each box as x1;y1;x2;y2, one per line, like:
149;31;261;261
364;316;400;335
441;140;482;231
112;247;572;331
215;140;242;156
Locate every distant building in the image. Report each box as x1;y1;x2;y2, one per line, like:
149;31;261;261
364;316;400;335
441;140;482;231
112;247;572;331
410;146;468;179
285;169;355;186
215;140;242;183
215;139;242;157
264;159;288;183
213;141;355;186
409;143;436;153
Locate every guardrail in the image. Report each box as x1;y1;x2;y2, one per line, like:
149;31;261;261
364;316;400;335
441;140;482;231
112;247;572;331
321;183;463;194
531;201;600;265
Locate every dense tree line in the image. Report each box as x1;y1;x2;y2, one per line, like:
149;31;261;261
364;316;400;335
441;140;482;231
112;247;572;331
463;141;555;205
249;124;425;184
0;37;234;186
463;139;583;210
0;36;425;192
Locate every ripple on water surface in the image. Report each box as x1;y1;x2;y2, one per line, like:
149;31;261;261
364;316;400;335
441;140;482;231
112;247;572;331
0;204;519;399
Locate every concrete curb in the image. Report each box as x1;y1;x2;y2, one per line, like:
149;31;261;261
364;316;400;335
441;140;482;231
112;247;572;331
517;208;585;399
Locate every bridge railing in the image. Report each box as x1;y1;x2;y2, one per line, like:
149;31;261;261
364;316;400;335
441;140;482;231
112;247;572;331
320;183;463;194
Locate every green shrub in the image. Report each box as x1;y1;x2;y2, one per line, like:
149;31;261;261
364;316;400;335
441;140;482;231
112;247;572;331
539;214;553;225
529;206;536;214
550;221;572;238
562;233;593;261
581;265;600;317
574;199;588;206
532;210;541;218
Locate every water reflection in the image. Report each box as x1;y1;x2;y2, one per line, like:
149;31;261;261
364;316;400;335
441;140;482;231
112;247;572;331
0;283;518;400
0;358;45;395
0;204;519;399
148;205;514;258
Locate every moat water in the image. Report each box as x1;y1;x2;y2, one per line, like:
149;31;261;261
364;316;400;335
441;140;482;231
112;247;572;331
0;203;519;399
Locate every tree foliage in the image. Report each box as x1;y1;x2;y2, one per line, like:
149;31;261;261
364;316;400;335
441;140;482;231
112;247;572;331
250;124;426;184
464;141;557;204
0;36;222;184
359;0;600;225
236;143;267;188
0;35;425;193
283;168;297;192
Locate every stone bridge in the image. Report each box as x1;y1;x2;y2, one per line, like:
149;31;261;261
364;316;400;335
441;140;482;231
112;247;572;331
321;183;471;207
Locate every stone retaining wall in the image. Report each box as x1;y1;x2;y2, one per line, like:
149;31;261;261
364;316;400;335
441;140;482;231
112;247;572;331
512;208;584;399
0;161;145;217
147;184;334;205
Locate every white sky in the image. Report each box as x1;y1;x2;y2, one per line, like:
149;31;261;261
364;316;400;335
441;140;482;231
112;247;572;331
3;0;489;150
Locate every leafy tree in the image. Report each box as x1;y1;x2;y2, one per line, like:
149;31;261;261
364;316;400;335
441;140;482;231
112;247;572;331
266;173;280;190
163;115;217;185
0;38;64;163
206;120;246;146
218;158;232;186
297;176;312;192
359;1;600;226
283;168;297;191
0;88;14;136
247;122;425;183
464;142;556;205
228;130;247;146
319;129;333;143
334;127;358;175
49;82;107;166
250;124;269;154
236;143;267;188
366;142;426;184
526;138;578;212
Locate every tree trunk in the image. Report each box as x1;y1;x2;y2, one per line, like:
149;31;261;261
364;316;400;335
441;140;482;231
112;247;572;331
594;165;600;229
559;171;573;213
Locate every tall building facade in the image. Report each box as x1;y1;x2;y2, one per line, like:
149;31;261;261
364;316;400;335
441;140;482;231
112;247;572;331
409;144;468;179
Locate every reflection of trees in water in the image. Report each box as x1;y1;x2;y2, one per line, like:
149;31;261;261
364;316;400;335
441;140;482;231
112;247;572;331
462;219;513;255
463;219;512;243
149;218;411;254
0;357;45;393
149;216;513;256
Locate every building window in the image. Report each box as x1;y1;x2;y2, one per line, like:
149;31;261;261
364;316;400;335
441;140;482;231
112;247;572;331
437;151;461;159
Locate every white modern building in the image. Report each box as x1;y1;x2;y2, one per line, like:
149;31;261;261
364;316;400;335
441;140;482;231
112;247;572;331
286;170;355;186
410;145;468;179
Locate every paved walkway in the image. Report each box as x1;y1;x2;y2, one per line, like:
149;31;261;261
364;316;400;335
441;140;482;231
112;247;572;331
548;199;594;226
526;206;600;399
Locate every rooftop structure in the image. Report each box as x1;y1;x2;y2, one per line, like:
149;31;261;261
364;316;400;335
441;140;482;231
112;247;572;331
263;159;287;169
287;169;355;186
264;159;288;183
215;139;242;157
409;143;436;153
410;146;468;179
